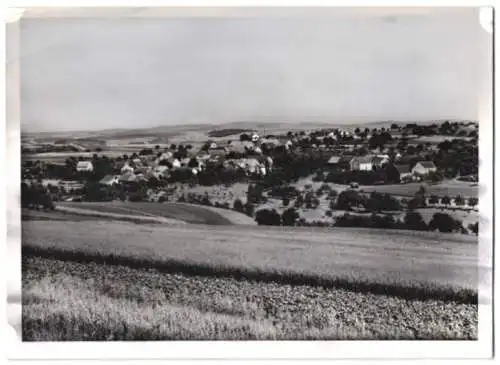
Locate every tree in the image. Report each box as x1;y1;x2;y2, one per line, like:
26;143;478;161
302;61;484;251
454;195;465;206
282;197;290;207
468;222;479;235
282;207;299;226
428;213;461;233
336;190;363;210
240;133;251;142
233;199;244;213
441;195;451;206
155;145;160;150
403;211;428;231
170;144;177;150
244;202;255;217
468;197;478;207
255;209;281;226
428;195;439;205
187;158;199;168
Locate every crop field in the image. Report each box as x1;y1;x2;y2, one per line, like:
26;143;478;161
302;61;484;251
360;181;478;198
22;220;478;302
57;201;256;226
22;256;477;341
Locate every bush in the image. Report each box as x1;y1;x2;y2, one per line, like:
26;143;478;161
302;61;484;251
335;190;364;210
282;197;290;207
255;209;281;226
441;196;451;205
365;192;402;212
403;212;428;231
129;193;145;202
233;199;244;213
282;207;300;226
468;222;479;235
244;202;255;217
428;195;439;205
428;213;462;233
158;195;167;203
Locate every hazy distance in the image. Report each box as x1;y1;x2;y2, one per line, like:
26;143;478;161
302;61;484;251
19;7;488;132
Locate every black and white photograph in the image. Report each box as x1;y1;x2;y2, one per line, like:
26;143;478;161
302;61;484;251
4;5;494;357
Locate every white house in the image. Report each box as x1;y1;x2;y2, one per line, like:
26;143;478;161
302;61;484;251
155;151;173;165
412;161;437;176
76;161;93;172
251;133;260;142
152;165;169;178
170;158;182;169
120;162;134;173
349;156;374;171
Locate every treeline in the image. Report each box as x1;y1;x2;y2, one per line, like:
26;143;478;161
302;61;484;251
253;207;477;235
21;183;54;210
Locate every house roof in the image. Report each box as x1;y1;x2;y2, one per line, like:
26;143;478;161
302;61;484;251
119;172;137;182
99;174;115;184
327;156;341;164
76;161;92;168
352;155;374;164
394;164;411;174
416;161;437;169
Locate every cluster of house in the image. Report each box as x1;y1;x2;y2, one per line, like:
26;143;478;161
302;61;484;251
326;153;437;182
72;128;441;186
75;137;275;187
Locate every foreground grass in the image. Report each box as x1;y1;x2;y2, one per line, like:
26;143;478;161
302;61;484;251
23;257;478;341
22;220;478;304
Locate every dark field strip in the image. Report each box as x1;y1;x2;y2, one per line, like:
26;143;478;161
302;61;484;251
58;202;256;225
22;256;478;341
22;244;477;305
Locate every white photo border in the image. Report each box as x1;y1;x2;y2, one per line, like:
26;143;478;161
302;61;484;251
2;2;495;361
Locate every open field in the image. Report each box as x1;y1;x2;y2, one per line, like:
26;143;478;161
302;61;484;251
411;135;473;144
22;256;477;340
57;201;256;226
22;220;478;303
359;181;478;198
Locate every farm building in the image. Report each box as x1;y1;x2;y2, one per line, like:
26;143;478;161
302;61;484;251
76;161;93;172
412;161;437;176
349;156;374;171
394;164;412;182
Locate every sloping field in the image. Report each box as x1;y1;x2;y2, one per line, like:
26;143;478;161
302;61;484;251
57;201;256;226
22;220;478;303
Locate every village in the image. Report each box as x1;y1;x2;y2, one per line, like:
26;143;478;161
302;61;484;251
21;120;479;234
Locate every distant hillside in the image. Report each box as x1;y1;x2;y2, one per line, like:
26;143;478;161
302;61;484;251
22;119;478;141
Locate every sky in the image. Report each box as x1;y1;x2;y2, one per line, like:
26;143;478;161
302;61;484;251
18;7;490;132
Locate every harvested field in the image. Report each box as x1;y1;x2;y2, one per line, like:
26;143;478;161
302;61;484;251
57;201;256;226
22;256;478;341
22;220;478;303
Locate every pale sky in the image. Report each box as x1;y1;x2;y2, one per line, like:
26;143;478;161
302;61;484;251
19;7;489;132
